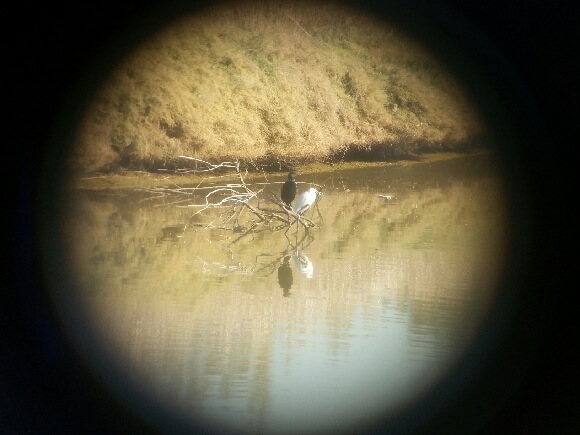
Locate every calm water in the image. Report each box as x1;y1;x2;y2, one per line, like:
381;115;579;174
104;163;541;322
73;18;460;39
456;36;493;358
57;153;507;434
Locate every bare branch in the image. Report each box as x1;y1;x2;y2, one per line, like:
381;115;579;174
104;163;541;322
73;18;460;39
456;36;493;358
174;156;238;173
152;158;322;237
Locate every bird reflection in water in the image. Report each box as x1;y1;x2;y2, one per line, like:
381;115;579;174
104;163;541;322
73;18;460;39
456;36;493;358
277;256;293;297
276;251;314;296
293;251;313;279
276;229;316;296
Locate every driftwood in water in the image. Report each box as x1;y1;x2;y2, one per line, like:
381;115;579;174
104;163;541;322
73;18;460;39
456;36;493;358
143;158;321;239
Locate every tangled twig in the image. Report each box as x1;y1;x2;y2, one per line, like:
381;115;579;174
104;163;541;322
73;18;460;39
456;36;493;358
149;158;321;237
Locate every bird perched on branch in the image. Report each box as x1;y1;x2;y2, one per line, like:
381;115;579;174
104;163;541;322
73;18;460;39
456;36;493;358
293;188;319;215
281;172;297;207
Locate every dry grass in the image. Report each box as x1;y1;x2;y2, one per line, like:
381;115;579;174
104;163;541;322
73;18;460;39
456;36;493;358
71;1;485;174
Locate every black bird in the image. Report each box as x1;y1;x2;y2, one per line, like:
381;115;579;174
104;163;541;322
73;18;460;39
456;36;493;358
281;172;297;207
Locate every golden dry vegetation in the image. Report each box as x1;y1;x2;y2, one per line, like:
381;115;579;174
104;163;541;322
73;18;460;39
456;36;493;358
71;1;486;175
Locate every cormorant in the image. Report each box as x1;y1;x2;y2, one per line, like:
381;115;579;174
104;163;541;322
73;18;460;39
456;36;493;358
281;172;297;207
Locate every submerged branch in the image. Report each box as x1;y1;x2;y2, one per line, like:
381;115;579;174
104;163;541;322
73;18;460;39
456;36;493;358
154;158;321;237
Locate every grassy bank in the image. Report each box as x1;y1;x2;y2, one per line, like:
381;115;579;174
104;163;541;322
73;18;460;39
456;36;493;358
71;1;486;175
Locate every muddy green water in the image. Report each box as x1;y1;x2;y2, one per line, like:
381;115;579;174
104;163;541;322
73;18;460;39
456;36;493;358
56;153;508;434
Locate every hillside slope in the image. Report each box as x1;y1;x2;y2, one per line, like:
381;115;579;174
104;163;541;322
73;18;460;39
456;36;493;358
71;2;485;174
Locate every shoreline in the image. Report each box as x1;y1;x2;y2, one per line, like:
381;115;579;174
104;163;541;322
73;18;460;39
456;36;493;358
68;149;491;191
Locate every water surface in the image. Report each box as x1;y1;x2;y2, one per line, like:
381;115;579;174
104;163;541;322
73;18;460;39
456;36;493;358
59;153;507;434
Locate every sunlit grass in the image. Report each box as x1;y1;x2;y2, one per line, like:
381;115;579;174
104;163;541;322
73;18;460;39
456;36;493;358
71;1;485;174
